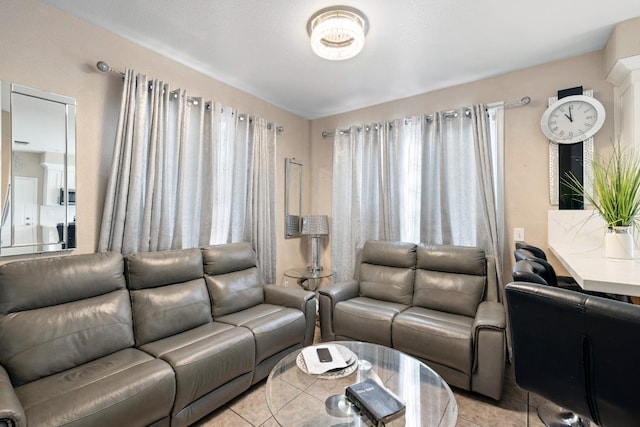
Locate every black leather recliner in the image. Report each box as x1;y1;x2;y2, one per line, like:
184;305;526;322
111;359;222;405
506;282;640;427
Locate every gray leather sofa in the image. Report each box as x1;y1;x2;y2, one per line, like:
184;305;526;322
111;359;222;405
0;242;315;427
319;240;506;400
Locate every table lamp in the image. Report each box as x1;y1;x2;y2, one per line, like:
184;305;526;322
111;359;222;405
301;215;329;273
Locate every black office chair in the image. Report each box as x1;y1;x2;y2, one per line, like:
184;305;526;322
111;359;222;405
511;261;591;426
515;242;547;260
514;243;581;290
506;282;640;427
506;282;591;426
512;259;553;286
515;247;628;301
584;290;640;427
514;249;583;291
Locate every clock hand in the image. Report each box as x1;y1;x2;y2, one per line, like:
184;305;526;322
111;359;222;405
563;107;573;122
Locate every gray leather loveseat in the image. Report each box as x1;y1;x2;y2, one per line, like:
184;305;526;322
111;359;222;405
319;240;506;400
0;242;315;427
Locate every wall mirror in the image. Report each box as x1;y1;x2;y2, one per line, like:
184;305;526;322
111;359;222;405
0;81;76;256
285;158;302;238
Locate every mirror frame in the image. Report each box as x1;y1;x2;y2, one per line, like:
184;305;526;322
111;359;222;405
0;82;77;256
284;158;302;239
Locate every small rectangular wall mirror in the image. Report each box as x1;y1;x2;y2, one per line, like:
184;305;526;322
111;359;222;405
0;81;76;256
285;158;302;238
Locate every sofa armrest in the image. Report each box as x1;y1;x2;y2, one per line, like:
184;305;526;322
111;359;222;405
264;284;314;312
0;365;26;427
318;279;359;303
264;285;316;346
471;301;506;400
318;280;360;341
472;301;506;333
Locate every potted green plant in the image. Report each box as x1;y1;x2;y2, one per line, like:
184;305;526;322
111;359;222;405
563;140;640;259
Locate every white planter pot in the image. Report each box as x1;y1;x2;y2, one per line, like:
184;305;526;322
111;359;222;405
604;226;634;260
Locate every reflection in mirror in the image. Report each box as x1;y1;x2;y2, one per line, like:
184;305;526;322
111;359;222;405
0;82;76;256
285;158;302;238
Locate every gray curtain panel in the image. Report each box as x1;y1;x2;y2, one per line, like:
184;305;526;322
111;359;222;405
99;69;277;282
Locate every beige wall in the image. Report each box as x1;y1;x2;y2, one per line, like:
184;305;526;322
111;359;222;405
310;50;616;283
0;0;309;278
1;0;634;285
604;16;640;75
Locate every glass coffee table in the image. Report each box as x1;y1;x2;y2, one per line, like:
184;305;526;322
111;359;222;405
266;341;457;426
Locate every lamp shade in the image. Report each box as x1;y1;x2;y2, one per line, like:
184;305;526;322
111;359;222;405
301;215;329;235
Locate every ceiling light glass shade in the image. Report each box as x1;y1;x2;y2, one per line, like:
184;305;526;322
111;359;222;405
307;7;368;61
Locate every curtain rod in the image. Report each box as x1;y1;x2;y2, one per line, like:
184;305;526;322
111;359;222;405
96;61;284;133
321;96;531;138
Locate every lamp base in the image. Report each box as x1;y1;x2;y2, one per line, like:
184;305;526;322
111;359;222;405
307;235;324;274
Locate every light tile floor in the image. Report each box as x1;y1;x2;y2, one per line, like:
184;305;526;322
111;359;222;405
195;327;547;427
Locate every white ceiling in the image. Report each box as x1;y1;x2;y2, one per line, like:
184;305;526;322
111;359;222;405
44;0;640;119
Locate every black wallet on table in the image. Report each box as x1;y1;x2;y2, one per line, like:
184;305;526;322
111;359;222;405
345;378;406;426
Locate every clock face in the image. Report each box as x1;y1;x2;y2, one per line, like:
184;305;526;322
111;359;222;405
541;95;606;144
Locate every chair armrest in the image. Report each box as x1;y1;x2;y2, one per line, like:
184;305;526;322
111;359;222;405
264;284;315;312
264;285;317;346
471;301;506;400
318;280;360;341
472;301;506;333
0;365;26;427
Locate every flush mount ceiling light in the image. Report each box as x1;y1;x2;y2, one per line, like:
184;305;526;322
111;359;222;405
307;6;369;61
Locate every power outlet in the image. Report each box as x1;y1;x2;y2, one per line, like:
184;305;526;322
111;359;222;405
514;228;525;242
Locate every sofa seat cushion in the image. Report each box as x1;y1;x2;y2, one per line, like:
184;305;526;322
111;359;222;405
216;304;306;364
139;322;255;415
15;348;175;427
334;297;408;346
393;307;474;374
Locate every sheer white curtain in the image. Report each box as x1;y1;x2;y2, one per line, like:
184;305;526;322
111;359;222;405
99;69;277;282
331;105;503;285
332;124;385;281
247;117;277;283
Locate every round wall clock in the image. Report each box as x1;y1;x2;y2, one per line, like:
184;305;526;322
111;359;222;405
540;94;605;144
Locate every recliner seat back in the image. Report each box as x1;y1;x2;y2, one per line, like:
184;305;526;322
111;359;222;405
414;244;487;317
202;242;265;318
357;240;417;305
0;252;132;386
125;248;211;346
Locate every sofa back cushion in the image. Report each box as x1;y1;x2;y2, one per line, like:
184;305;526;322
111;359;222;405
0;252;133;386
125;248;211;346
414;244;487;317
358;240;417;305
201;242;264;318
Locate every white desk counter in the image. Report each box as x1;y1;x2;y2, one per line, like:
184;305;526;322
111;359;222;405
548;210;640;297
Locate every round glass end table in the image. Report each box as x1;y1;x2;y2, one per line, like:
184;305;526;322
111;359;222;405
282;268;334;291
266;341;458;427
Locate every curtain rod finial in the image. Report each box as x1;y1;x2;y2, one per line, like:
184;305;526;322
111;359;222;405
96;61;111;73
